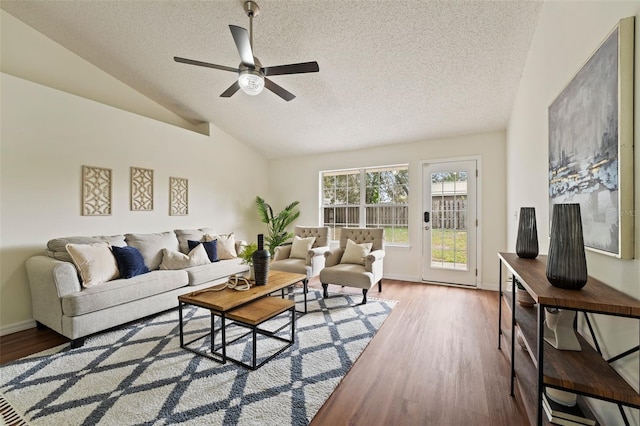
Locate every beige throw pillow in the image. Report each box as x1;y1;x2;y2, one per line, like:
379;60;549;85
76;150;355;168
290;236;316;259
206;233;237;260
66;242;120;288
340;239;373;265
159;244;210;270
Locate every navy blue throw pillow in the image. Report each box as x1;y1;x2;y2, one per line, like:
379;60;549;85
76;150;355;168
188;240;219;262
111;245;150;279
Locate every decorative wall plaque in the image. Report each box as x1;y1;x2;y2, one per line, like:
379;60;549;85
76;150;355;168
130;167;154;211
170;177;188;216
82;165;112;216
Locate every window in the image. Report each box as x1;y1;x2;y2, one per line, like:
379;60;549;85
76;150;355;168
321;165;409;244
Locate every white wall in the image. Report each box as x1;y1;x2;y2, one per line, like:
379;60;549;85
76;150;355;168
507;2;640;424
0;11;269;332
269;130;506;289
0;75;268;332
0;10;207;135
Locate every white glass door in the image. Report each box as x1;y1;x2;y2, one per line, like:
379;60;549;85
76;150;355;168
422;160;477;287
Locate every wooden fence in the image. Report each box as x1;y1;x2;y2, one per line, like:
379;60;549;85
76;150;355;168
432;199;467;229
323;202;466;229
323;205;408;226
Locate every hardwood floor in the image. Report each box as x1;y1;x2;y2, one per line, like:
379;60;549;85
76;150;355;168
0;279;527;425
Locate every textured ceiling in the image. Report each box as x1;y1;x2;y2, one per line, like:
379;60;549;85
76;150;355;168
1;0;542;159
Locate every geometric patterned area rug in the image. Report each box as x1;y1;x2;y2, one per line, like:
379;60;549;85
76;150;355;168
0;290;395;425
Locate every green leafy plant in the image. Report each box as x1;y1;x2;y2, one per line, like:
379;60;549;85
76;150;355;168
239;242;258;266
255;196;300;256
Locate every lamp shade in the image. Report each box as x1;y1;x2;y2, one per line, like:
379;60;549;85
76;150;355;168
546;203;587;289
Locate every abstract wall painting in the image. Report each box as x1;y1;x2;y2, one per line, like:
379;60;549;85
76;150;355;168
548;17;634;259
82;165;112;216
170;177;188;216
131;167;154;211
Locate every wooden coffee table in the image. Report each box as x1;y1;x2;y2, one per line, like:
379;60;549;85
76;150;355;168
178;270;306;365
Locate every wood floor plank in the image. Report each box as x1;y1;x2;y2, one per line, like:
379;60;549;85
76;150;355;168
0;279;526;425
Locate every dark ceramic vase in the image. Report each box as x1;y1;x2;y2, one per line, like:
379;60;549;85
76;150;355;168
252;234;270;286
516;207;539;259
546;204;587;290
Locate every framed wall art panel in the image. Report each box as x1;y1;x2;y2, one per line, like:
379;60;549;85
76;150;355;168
131;167;154;211
170;177;188;216
548;17;634;259
82;165;112;216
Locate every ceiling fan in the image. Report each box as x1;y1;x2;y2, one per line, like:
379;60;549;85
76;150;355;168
174;1;319;101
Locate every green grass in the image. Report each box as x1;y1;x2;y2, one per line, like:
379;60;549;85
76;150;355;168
431;229;468;264
384;227;408;243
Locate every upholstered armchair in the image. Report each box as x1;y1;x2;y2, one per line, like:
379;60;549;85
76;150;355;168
319;227;385;304
270;226;330;291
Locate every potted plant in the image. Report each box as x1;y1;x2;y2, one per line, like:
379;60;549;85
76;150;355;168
239;242;258;280
255;196;300;256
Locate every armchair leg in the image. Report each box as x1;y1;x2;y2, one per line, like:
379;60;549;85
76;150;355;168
322;283;329;298
378;279;382;292
362;289;368;305
70;337;85;349
303;279;309;294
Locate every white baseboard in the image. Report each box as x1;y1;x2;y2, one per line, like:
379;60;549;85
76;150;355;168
382;274;422;283
384;274;499;292
1;319;36;336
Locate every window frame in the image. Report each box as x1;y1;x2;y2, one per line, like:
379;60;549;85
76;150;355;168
320;164;409;246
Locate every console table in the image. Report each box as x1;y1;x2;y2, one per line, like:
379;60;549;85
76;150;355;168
497;252;640;425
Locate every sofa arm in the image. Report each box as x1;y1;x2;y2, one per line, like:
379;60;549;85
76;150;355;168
25;256;81;334
324;247;344;267
306;246;329;265
273;245;292;261
365;250;385;272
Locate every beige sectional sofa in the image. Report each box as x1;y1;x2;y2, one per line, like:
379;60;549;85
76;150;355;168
25;228;249;347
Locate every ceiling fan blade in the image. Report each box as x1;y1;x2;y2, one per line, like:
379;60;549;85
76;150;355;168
174;57;238;73
220;81;241;98
261;61;319;76
229;25;255;67
264;78;295;101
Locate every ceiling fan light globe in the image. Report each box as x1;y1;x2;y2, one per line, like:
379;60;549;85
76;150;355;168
238;71;264;96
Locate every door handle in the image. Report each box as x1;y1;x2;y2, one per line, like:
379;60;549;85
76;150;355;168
424;211;430;223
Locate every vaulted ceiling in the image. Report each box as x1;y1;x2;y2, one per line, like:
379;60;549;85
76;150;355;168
1;0;542;158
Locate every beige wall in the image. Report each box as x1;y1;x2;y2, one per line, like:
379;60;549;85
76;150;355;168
0;10;207;135
0;11;269;333
507;2;640;424
0;74;268;332
269;130;507;290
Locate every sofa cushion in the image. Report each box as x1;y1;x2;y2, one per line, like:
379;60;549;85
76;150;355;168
125;232;179;270
290;236;316;259
47;235;126;262
159;244;210;270
269;258;311;277
174;228;216;254
205;233;237;259
340;239;373;265
184;258;249;286
66;242;120;288
61;270;188;316
111;245;149;279
188;239;219;263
